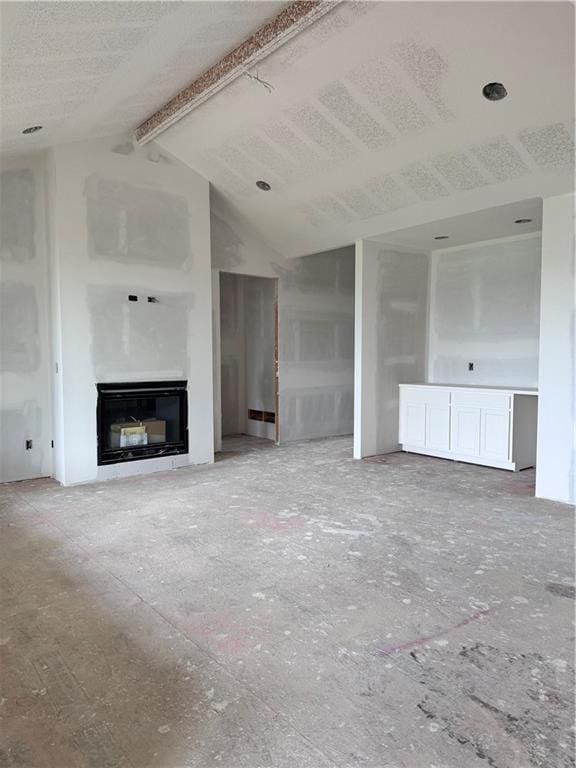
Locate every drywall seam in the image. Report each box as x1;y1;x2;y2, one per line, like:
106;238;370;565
135;1;341;144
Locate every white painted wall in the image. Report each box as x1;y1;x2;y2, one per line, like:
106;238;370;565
0;152;53;482
354;240;428;458
428;234;542;387
536;193;575;505
48;135;213;485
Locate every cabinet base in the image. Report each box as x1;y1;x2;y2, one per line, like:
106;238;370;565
400;445;529;472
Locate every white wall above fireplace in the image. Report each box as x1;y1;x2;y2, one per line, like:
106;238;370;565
48;135;213;485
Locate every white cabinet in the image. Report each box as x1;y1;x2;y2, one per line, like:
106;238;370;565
451;405;481;457
399;385;537;471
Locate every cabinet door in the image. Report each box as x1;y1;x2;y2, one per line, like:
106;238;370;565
401;402;426;447
451;406;481;456
480;409;510;460
426;405;450;450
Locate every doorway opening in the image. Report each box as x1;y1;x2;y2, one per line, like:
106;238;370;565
218;273;279;452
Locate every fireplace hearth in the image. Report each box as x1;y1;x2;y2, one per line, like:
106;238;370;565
96;381;188;465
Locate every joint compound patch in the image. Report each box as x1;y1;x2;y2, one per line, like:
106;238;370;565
0;168;35;262
84;175;190;268
0;283;39;373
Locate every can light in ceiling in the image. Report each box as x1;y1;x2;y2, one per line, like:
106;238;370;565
256;180;271;191
482;82;508;101
434;235;449;240
22;125;43;134
515;218;533;224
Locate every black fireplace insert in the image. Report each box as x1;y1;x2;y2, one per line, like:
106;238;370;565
96;381;188;465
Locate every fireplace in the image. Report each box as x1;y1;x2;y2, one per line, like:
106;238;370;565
96;381;188;465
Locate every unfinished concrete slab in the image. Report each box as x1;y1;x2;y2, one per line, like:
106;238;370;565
1;437;573;768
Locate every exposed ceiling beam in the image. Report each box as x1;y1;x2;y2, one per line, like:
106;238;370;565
134;0;340;145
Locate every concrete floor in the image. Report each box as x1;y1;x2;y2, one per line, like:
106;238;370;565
1;436;574;768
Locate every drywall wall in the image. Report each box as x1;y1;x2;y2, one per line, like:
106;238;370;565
536;193;575;504
428;234;541;387
220;271;246;436
211;198;355;445
0;154;53;482
354;240;428;458
277;247;354;441
48;135;213;485
219;273;276;441
244;276;276;440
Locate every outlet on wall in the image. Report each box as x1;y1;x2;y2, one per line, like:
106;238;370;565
468;362;474;371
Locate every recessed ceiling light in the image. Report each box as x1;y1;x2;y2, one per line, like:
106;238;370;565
22;125;43;134
482;82;508;101
434;235;449;240
515;218;532;224
256;180;271;191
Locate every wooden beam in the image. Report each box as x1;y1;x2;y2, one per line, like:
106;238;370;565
134;1;340;145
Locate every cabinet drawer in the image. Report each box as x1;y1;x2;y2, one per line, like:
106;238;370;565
400;387;450;407
451;391;510;411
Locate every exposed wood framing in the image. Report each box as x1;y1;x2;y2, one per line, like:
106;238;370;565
134;0;340;145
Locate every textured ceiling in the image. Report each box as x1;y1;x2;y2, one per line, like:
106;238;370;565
0;0;288;153
156;1;575;258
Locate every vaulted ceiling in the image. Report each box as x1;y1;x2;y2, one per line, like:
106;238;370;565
155;1;574;257
2;1;573;259
0;0;288;153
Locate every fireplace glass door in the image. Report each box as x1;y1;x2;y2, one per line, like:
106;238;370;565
97;381;188;465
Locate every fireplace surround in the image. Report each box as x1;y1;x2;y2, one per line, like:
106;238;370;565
96;381;188;465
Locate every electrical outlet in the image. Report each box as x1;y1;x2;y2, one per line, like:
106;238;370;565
468;362;474;371
25;439;33;450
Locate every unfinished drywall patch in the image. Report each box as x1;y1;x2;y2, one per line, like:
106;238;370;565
277;247;355;442
354;242;428;458
339;188;381;219
367;175;413;211
85;175;191;268
287;102;354;159
348;58;431;136
431;152;488;192
0;282;39;373
210;210;244;270
398;163;449;201
429;235;541;387
87;286;190;380
517;123;575;169
0;168;35;262
391;40;454;121
471;136;530;182
0;154;52;483
317;81;393;149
